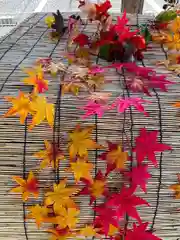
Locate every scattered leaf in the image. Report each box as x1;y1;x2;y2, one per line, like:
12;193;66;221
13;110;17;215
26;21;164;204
29;95;54;130
66;157;93;183
3;91;32;124
10;171;38;201
68;125;103;159
26;204;48;228
169;173;180;199
99;141;128;175
34;140;65;169
133;128;172;167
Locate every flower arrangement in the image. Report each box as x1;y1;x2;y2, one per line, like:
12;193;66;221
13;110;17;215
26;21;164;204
1;1;180;239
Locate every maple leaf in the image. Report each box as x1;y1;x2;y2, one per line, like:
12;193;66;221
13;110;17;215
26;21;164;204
73;33;89;46
79;100;109;118
10;171;38;202
34;140;65;169
94;205;121;235
23;66;48;93
79;225;102;238
44;61;66;76
149;74;174;91
173;101;180;108
3;91;32;124
111;97;150;116
88;65;104;74
107;186;149;223
87;92;111;104
45;179;79;209
80;170;108;204
99;141;128;175
133;128;172;167
47;227;73;240
26;204;48;229
85;73;105;89
164;32;180;50
169;16;180;33
169;173;180;199
66;157;93;183
126;76;150;96
125;164;151;193
47;206;80;229
68;125;103;159
125;222;162;240
61;82;86;96
29;95;54;130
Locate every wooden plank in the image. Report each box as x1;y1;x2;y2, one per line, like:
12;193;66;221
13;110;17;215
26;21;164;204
121;0;144;13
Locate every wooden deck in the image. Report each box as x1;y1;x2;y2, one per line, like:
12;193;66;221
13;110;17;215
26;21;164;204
0;12;179;240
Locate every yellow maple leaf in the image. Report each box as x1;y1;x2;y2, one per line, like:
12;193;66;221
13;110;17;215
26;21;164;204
106;144;128;169
169;174;180;199
45;179;79;209
45;16;55;28
90;180;106;198
47;227;73;240
85;73;105;89
164;32;180;50
23;66;48;94
10;171;39;201
68;125;103;159
3;91;32;124
26;204;48;228
28;95;54;130
47;206;80;229
79;225;102;238
34;140;65;169
66;158;94;183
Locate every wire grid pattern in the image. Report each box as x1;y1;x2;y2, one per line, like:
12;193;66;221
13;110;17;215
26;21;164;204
0;12;180;240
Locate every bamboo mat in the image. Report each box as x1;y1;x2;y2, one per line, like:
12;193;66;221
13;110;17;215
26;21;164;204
0;12;180;240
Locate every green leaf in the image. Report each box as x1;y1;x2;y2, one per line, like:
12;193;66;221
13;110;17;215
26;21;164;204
155;10;177;22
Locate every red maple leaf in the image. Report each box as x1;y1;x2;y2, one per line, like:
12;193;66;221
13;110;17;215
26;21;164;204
107;186;149;223
124;164;151;193
95;0;112;19
94;204;121;235
73;33;89;46
133;128;172;167
80;170;108;205
149;74;174;91
125;222;162;240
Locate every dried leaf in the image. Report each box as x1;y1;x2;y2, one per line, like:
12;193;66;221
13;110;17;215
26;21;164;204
10;171;38;202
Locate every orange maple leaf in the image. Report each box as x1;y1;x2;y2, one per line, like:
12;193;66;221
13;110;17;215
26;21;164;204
45;179;79;209
68;125;103;159
66;157;94;183
46;206;80;229
34;140;65;169
23;66;48;93
28;95;54;130
2;91;32;124
26;204;49;228
173;101;180;108
10;171;39;201
169;173;180;199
